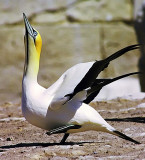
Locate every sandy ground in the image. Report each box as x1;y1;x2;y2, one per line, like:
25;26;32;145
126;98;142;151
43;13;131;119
0;98;145;160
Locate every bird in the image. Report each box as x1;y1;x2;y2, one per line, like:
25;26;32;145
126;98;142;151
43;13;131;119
22;13;140;144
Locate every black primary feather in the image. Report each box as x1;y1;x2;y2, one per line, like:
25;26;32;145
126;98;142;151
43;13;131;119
66;44;140;102
84;72;140;104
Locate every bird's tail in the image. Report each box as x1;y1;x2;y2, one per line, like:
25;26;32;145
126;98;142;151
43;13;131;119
112;130;141;144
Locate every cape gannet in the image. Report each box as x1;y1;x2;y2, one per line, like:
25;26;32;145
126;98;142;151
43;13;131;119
22;13;140;144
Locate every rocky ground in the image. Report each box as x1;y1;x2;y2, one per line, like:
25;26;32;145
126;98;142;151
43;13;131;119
0;98;145;160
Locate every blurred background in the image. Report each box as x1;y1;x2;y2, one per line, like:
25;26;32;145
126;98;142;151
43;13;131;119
0;0;144;104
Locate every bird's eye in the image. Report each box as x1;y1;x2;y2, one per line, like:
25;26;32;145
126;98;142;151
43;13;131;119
33;31;37;37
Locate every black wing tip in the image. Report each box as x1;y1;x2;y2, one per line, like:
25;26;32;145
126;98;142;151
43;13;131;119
112;71;140;82
105;44;141;64
128;44;141;49
83;71;141;104
113;130;141;144
116;44;140;54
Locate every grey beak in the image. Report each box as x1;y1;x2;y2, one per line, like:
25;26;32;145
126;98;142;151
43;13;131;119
23;13;34;36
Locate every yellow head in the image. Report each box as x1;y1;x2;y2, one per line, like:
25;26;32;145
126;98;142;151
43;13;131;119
23;13;42;79
34;30;42;59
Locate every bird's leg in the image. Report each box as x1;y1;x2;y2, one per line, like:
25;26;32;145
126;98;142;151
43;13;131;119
46;124;81;144
60;133;69;144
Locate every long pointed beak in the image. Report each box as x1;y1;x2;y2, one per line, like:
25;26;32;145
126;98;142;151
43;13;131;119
23;13;34;37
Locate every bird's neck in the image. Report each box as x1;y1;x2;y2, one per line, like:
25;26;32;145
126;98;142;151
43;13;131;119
24;41;40;82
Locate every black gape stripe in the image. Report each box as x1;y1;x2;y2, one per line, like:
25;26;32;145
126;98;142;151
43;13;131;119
24;32;29;75
65;44;140;102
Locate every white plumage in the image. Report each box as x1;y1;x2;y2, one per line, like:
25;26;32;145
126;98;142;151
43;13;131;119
22;13;140;144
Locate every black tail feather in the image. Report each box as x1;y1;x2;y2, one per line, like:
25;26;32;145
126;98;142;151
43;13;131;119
105;117;145;123
113;130;141;144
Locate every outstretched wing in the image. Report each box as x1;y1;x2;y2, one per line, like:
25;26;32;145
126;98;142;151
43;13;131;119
48;44;140;110
47;62;95;109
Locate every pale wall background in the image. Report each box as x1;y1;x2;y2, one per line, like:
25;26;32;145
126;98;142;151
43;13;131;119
0;0;140;104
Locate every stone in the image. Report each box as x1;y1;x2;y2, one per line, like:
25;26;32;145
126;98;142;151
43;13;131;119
51;157;68;160
0;0;77;25
6;137;14;141
44;150;57;156
71;150;86;156
30;154;44;160
67;0;132;22
32;12;66;24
